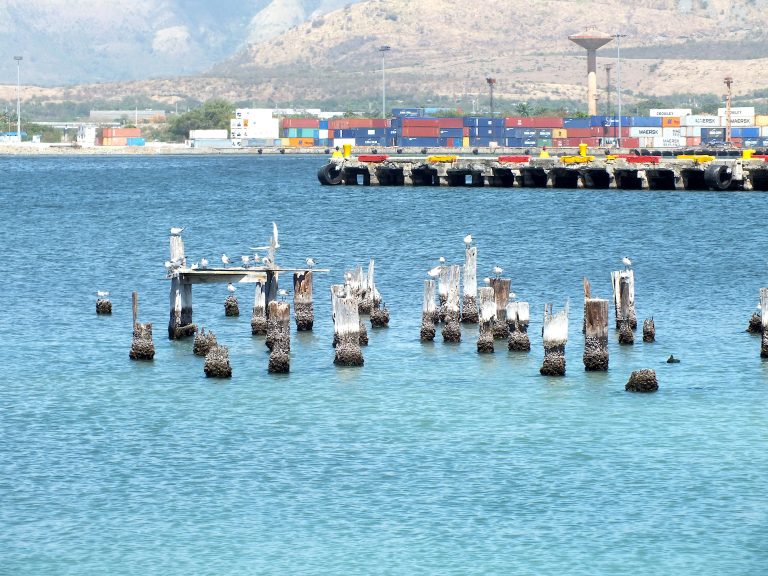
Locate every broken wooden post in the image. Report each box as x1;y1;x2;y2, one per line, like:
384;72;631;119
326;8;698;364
193;326;217;357
508;301;531;351
442;265;462;342
293;271;314;331
618;275;634;345
167;233;195;339
761;288;768;358
266;300;291;353
643;317;655;342
611;269;636;329
477;286;495;353
204;345;232;378
360;259;381;314
251;281;267;335
421;279;437;342
582;277;591;334
371;303;390;328
268;301;291;373
489;278;511;339
129;291;155;360
96;292;112;315
540;301;569;376
583;298;609;371
438;265;449;323
333;292;364;366
625;369;658;392
264;271;278;317
748;302;762;333
461;246;479;323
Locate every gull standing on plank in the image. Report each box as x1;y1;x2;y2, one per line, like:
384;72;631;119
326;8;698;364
241;255;251;267
227;282;236;294
190;262;199;270
622;256;632;269
97;291;110;298
200;258;209;268
170;226;184;236
493;266;503;278
463;234;473;247
427;266;442;278
439;256;446;264
483;277;491;285
306;257;316;269
221;253;232;266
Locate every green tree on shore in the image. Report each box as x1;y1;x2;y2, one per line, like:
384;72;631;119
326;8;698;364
166;99;233;142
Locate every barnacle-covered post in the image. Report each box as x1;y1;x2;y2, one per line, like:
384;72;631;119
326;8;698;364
540;301;569;376
461;245;478;323
583;298;609;371
508;301;531;351
333;291;364;366
267;300;291;373
129;291;155;361
421;279;436;342
251;281;267;335
441;265;462;342
477;286;495;353
293;271;314;331
490;277;511;339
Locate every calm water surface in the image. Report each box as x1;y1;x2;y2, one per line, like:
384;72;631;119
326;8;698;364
1;155;767;575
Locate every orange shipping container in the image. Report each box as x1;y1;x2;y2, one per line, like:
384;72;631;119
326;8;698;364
686;137;701;146
288;137;314;147
662;117;681;128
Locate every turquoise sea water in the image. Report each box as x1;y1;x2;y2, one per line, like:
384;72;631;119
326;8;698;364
1;155;767;575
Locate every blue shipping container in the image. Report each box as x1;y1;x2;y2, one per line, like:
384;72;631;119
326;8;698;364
464;117;480;127
392;108;423;118
127;137;145;146
630;116;663;127
597;116;631;127
439;128;464;138
355;137;386;146
319;120;328;129
469;138;492;147
732;127;759;138
505;138;524;147
536;129;553;137
399;137;440;147
564;117;591;128
471;127;503;138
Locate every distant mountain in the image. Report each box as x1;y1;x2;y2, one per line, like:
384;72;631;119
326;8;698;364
0;0;353;85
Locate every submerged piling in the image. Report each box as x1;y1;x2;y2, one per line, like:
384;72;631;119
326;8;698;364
540;302;569;376
224;294;240;317
96;295;112;315
421;279;437;342
461;246;479;323
490;278;511;339
477;286;495;353
293;271;314;331
204;345;232;378
193;326;217;357
129;292;155;361
508;301;531;352
643;317;656;342
441;265;462;343
251;281;267;335
583;298;609;371
625;369;658;392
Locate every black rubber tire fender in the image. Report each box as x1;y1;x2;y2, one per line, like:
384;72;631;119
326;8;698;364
317;163;343;185
704;164;733;190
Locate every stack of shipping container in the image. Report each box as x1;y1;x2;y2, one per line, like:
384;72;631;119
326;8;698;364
101;127;145;147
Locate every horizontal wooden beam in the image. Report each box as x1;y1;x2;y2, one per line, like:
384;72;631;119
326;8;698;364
174;267;329;285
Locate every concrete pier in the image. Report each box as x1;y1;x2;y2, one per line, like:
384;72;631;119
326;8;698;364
318;155;768;191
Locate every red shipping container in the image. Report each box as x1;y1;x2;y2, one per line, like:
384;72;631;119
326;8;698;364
686;137;701;146
590;126;607;136
368;119;390;128
463;127;470;137
402;118;440;127
436;118;463;128
566;128;592;138
445;138;454;147
282;118;320;129
328;130;335;139
621;137;640;148
328;119;349;130
552;139;568;147
402;126;440;137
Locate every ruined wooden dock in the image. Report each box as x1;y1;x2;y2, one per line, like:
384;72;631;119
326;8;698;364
318;155;768;191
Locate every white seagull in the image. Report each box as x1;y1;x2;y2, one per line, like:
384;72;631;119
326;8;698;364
493;266;503;278
227;282;236;294
427;266;442;278
170;226;184;236
241;255;251;266
221;253;231;266
277;288;290;300
306;257;316;268
97;290;109;298
190;262;199;270
622;256;632;268
509;292;516;300
439;256;446;264
463;234;472;246
272;222;280;248
200;258;209;268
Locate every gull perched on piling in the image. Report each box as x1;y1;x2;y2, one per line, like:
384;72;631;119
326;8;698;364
439;256;446;264
277;288;290;301
493;266;503;278
97;290;110;298
170;226;184;236
241;255;251;267
463;234;473;247
622;256;632;269
227;282;236;294
483;277;491;285
427;265;442;278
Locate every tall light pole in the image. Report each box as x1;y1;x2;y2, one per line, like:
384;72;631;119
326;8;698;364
379;45;390;119
724;76;733;144
612;34;626;148
14;56;22;143
486;77;496;117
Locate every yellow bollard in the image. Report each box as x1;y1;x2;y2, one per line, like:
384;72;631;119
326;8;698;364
579;143;588;157
343;143;352;158
743;149;755;160
539;146;550;158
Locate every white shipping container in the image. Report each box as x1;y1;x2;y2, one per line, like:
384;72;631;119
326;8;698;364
683;126;702;137
761;127;768;137
235;108;276;121
318;129;329;139
630;127;662;137
718;107;755;117
333;138;356;147
650;108;692;117
721;116;754;126
681;115;720;127
190;129;229;139
653;136;686;148
662;128;683;138
638;137;656;148
241;118;280;139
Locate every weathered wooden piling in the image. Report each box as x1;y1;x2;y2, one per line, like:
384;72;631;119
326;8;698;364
438;265;449;323
477;286;495;353
508;301;531;351
421;279;437;342
193;326;217;356
490;278;511;339
583;298;609;371
540;302;569;376
748;311;762;333
441;265;462;342
204;345;232;378
617;276;634;345
333;291;364;366
643;317;656;342
461;246;479;323
370;303;390;328
224;294;239;316
611;269;637;330
266;300;291;353
293;271;314;331
625;369;658;392
129;292;155;361
362;259;382;313
761;289;768;358
251;281;267;335
96;297;112;315
167;234;195;339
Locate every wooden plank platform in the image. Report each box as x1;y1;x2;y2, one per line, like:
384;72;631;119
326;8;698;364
173;267;330;285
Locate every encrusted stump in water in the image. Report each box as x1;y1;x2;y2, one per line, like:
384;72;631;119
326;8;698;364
266;321;290;352
540;344;566;376
442;313;461;343
438;295;447;323
477;332;494;354
358;299;373;316
370;306;390;328
129;322;155;361
295;302;314;331
583;337;609;371
493;320;509;340
762;328;768;358
359;319;369;346
334;338;364;366
251;312;267;335
96;299;112;315
420;313;436;342
461;296;478;324
619;321;634;345
508;327;531;352
204;345;232;378
628;310;638;331
268;349;290;373
193;327;217;357
224;295;239;317
747;312;762;334
625;368;658;392
643;317;656;342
